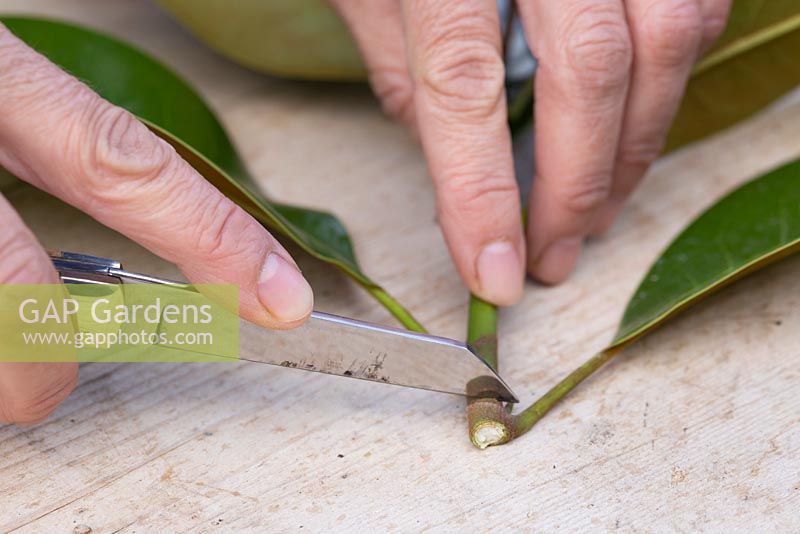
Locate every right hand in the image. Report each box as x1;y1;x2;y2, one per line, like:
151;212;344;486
331;0;730;303
0;24;313;425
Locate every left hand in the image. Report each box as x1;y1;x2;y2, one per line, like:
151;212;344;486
329;0;731;301
0;24;314;425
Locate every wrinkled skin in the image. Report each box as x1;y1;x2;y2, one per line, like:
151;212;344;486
0;25;313;425
0;0;732;425
330;0;731;302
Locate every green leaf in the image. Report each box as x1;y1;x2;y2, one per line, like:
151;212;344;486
612;159;800;348
481;159;800;446
667;1;800;150
1;16;424;332
154;0;364;81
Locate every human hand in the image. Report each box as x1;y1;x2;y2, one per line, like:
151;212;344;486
330;0;731;303
0;24;313;425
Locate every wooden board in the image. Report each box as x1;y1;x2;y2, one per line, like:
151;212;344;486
1;1;799;531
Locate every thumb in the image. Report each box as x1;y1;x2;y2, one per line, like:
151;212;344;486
0;194;78;425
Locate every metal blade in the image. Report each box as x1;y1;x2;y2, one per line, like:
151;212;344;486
238;311;518;403
48;251;517;402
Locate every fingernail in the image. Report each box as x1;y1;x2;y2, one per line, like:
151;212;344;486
258;252;314;322
531;238;583;285
476;241;524;306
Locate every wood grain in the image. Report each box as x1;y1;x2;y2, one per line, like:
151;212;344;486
1;1;799;531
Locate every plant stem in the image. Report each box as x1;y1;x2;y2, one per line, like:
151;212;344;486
467;295;499;370
692;12;800;76
463;70;534;448
468;341;625;447
467;66;626;449
507;78;533;136
464;287;626;447
511;347;622;435
367;286;427;333
466;294;514;448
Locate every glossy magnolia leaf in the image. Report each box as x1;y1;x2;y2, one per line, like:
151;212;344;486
483;159;800;448
666;1;800;150
1;16;423;331
154;0;364;81
611;159;800;348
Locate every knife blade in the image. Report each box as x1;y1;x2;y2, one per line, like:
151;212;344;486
50;251;518;403
236;311;518;402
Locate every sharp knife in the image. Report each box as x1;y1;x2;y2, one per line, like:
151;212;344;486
50;251;518;403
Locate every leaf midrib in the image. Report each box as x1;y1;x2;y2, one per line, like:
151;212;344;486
694;11;800;76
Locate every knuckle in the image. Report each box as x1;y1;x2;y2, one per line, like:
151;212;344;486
639;0;703;65
440;172;518;219
0;42;78;109
420;51;505;118
560;9;632;94
552;174;611;214
417;26;505;118
75;102;174;203
617;140;663;168
190;197;258;261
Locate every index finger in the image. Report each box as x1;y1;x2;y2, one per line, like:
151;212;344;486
0;24;313;329
403;0;525;306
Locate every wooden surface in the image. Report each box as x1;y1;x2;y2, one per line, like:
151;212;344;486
2;1;800;532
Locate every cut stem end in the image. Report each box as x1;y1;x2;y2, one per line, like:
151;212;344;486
471;420;511;449
467;398;514;449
